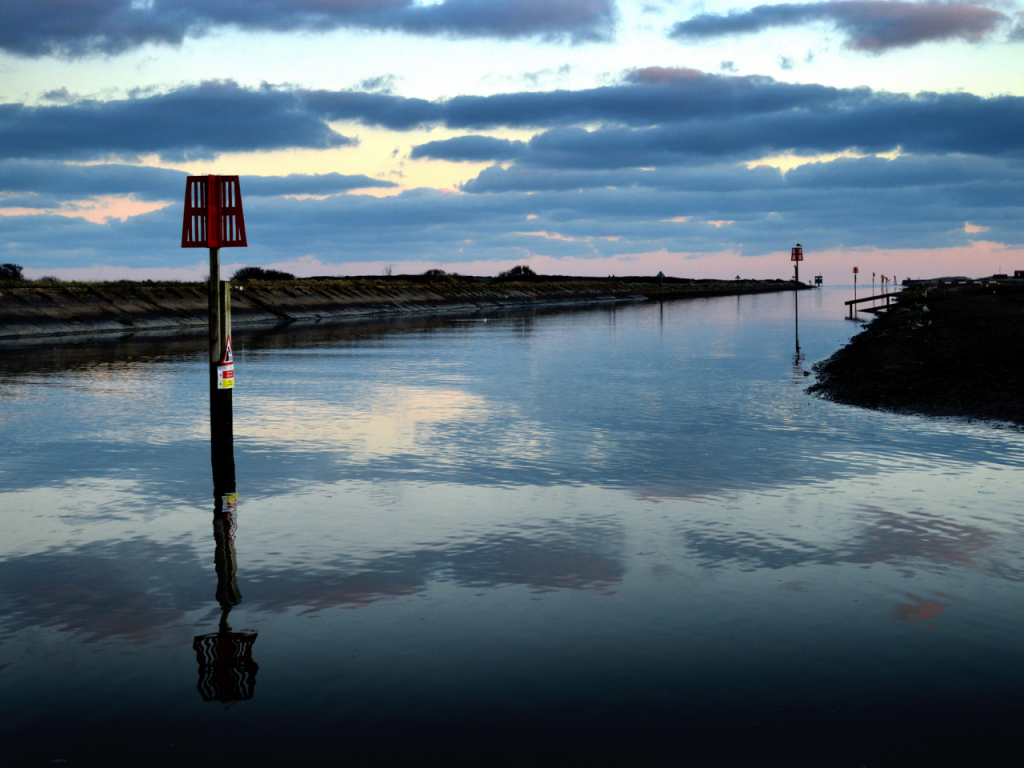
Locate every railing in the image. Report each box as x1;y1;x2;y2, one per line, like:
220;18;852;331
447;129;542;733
845;290;902;318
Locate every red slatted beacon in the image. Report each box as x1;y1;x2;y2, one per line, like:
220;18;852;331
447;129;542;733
791;244;803;284
182;175;247;249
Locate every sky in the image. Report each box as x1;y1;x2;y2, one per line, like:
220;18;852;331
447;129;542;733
1;0;1022;282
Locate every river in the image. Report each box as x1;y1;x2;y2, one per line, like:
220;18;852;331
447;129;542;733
2;287;1022;765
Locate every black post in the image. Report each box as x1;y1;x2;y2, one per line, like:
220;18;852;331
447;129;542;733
209;247;235;501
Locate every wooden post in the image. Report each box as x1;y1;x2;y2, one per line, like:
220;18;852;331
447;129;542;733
219;279;231;358
209;247;235;502
209;247;221;367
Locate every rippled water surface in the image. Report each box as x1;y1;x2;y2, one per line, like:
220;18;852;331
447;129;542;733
2;288;1023;766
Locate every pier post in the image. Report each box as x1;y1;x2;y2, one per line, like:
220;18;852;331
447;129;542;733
208;247;220;370
209;247;235;501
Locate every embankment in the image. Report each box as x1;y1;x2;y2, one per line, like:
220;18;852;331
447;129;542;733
809;284;1024;425
0;277;804;341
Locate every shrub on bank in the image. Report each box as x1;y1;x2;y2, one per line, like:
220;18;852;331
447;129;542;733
232;266;296;282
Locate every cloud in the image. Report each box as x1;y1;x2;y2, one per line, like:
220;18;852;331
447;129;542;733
0;161;395;211
0;0;616;58
669;1;1010;53
243;173;398;196
356;74;399;95
0;81;353;162
4;153;1022;269
9;72;1023;164
410;136;528;162
2;70;1022;269
434;89;1024;169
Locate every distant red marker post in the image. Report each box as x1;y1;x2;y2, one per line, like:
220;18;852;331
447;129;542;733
182;175;248;502
791;244;803;284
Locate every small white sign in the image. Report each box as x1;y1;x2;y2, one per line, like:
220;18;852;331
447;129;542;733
217;363;234;389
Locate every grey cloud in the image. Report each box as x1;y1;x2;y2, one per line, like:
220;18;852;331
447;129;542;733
3;153;1022;269
410;136;528;162
0;0;615;58
0;161;395;207
304;89;441;131
11;74;1022;164
463;153;1024;193
356;74;399;95
669;1;1009;53
0;161;185;202
473;91;1024;169
0;81;353;162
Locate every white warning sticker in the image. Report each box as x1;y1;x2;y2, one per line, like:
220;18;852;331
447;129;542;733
217;363;234;389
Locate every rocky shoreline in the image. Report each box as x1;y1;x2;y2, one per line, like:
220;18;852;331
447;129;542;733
0;276;805;342
809;284;1024;425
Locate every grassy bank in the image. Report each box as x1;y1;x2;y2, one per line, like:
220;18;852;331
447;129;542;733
0;275;805;341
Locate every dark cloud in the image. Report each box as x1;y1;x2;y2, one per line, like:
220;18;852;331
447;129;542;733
303;89;441;131
0;81;353;162
669;1;1009;53
3;152;1022;267
0;0;615;57
1;70;1022;266
440;90;1024;169
0;161;394;208
356;74;399;95
9;74;1022;164
410;136;527;162
0;161;185;202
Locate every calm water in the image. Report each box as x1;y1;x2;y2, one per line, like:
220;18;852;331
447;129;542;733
2;288;1023;766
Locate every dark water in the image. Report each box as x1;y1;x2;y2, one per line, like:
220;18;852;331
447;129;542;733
2;289;1023;766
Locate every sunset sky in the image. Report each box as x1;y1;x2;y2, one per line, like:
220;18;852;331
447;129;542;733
1;0;1022;281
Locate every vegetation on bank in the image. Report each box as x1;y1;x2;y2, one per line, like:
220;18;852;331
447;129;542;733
2;262;799;293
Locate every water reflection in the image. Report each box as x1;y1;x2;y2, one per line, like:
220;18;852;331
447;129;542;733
792;290;804;379
683;505;1015;577
193;396;258;704
193;501;259;704
3;297;1023;508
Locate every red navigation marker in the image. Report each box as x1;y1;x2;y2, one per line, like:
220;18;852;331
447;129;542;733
181;175;247;249
853;267;859;274
791;245;803;262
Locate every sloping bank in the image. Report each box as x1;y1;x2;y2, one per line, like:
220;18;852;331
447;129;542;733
0;277;803;341
809;284;1024;425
